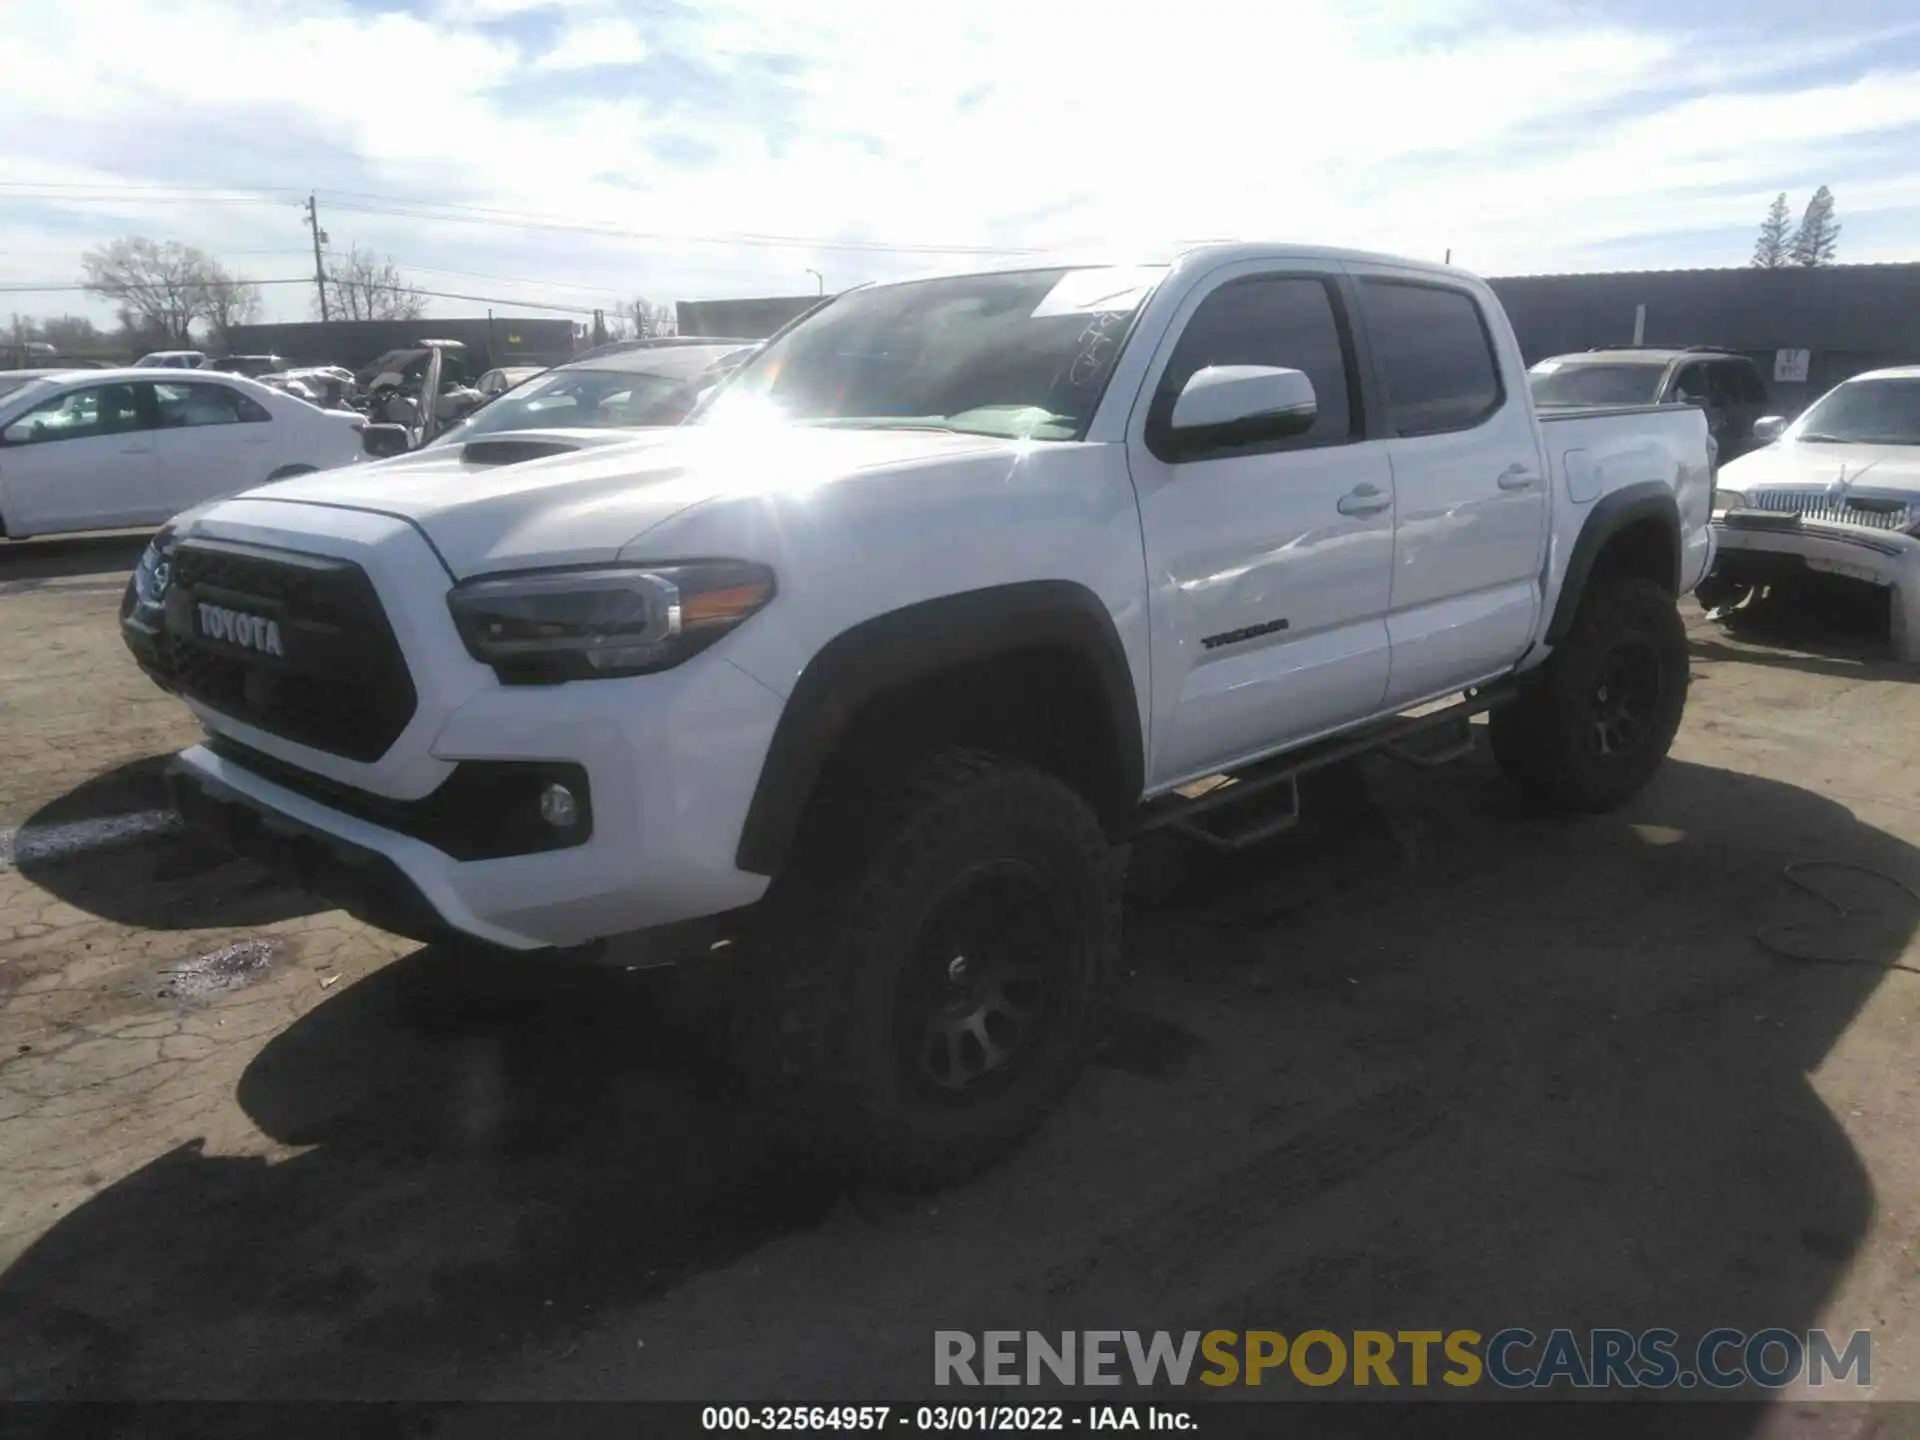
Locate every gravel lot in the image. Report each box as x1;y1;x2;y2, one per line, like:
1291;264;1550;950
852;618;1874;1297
3;533;1919;1422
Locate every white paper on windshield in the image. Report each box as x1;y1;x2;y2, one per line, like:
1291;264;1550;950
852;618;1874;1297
1030;267;1164;319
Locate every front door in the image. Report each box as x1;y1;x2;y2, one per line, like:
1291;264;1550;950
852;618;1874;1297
1129;267;1396;787
0;382;163;535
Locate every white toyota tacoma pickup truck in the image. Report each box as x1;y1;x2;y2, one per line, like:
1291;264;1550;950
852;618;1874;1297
121;244;1714;1180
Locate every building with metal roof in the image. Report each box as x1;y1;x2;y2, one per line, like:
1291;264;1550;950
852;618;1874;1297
1486;262;1920;415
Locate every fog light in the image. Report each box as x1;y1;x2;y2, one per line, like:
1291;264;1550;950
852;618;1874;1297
538;783;579;830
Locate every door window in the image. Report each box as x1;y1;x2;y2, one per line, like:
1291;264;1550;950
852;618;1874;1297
1711;360;1765;406
153;382;273;428
1358;280;1504;436
1668;364;1709;404
2;384;149;444
1150;275;1358;457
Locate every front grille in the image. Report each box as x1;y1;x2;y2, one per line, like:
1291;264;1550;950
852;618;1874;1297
162;539;417;762
1743;490;1916;531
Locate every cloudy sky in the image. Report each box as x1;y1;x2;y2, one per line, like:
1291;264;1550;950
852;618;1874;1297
3;0;1919;327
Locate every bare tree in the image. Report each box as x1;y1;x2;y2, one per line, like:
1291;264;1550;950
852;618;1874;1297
625;297;676;338
319;247;425;322
1751;193;1792;268
1790;186;1841;267
201;264;264;348
80;236;221;346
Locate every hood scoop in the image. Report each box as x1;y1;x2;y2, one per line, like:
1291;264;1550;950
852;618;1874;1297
462;437;583;467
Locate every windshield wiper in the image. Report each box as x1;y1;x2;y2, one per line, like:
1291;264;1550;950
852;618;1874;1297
1795;433;1851;443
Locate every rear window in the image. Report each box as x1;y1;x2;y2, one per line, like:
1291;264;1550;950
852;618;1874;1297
1528;361;1666;408
1360;280;1504;435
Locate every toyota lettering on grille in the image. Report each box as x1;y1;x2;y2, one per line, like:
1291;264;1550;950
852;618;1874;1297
197;602;285;658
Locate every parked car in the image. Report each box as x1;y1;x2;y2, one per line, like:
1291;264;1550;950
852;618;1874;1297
1702;365;1920;658
207;354;296;378
0;368;65;400
569;334;758;364
475;365;544;399
133;349;209;370
122;246;1713;1181
1529;346;1772;460
427;342;750;445
263;366;359;411
0;369;369;540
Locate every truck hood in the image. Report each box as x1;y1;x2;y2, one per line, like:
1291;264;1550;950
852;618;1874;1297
1721;440;1920;496
231;424;1014;576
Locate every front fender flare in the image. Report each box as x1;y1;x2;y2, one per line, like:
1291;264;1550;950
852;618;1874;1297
735;581;1143;877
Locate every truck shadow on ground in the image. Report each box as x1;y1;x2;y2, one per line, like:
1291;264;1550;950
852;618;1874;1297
0;532;151;588
1;756;1913;1422
14;756;323;930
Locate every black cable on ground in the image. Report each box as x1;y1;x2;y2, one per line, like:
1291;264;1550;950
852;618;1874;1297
1755;861;1920;974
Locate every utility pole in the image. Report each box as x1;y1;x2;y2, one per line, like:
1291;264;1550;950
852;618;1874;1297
806;267;824;296
304;194;330;323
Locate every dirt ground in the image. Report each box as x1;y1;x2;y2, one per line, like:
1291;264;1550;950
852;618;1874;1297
3;533;1920;1427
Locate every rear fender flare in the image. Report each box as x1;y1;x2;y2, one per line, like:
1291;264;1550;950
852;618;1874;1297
1545;482;1681;646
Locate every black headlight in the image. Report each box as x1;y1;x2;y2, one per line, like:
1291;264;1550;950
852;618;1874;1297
446;560;776;684
132;525;178;608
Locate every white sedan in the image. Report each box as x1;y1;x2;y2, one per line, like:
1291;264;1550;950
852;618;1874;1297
0;368;369;541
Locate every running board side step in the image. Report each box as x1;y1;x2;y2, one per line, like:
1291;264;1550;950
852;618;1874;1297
1132;682;1517;849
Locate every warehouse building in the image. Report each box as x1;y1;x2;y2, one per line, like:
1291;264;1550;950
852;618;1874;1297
224;316;580;376
1488;262;1920;416
676;262;1920;420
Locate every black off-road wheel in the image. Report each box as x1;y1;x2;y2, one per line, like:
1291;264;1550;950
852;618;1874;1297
741;751;1120;1186
1490;575;1689;813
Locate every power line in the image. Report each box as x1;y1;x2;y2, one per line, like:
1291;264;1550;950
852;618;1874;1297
0;182;1042;257
0;278;314;293
372;257;637;297
320;196;1037;256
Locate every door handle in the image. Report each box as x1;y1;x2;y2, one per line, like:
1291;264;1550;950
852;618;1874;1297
1336;483;1392;517
1496;463;1537;490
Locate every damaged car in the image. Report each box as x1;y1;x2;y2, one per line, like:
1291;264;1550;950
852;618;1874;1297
1702;366;1920;659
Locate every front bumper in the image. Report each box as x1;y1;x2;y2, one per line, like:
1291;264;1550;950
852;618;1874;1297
1708;513;1920;658
134;499;786;952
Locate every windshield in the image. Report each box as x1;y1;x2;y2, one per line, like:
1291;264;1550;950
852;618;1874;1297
1527;362;1665;407
1790;377;1920;445
702;265;1166;441
0;374;53;403
432;363;711;443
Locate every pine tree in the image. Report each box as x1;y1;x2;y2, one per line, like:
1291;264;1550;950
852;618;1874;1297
1751;193;1792;268
1789;186;1841;267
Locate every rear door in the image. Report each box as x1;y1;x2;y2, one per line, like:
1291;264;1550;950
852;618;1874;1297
0;381;164;535
149;380;283;511
1348;269;1550;707
1129;263;1397;786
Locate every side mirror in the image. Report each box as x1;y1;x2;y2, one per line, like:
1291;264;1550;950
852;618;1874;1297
1752;415;1786;444
1163;366;1317;459
361;423;411;458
